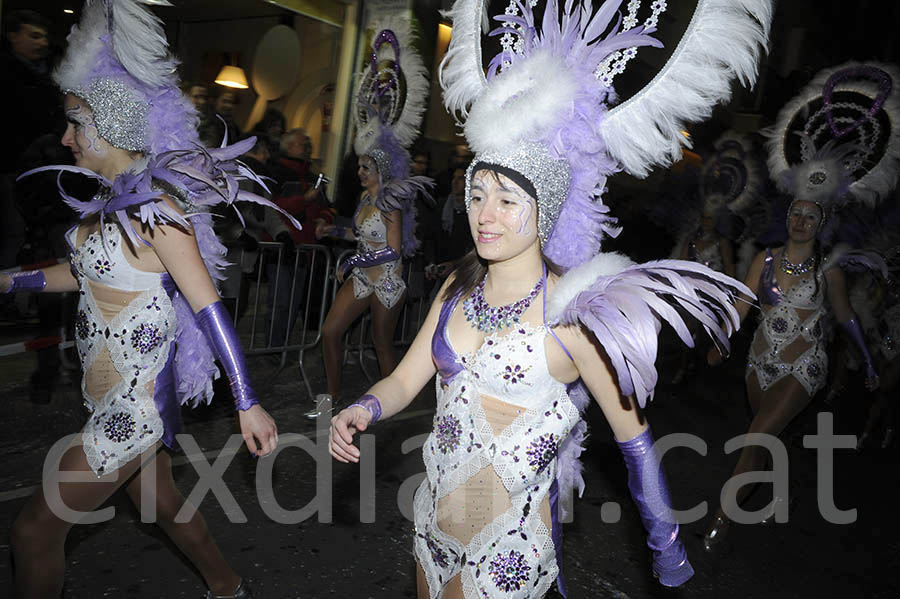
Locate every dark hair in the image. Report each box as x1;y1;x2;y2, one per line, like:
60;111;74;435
253;108;286;134
5;10;50;36
181;81;208;94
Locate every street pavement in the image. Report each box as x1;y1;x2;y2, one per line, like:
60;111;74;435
0;319;898;599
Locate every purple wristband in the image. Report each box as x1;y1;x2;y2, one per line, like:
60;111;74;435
348;394;382;423
340;247;400;276
4;270;47;294
195;301;259;411
617;428;694;587
840;318;877;379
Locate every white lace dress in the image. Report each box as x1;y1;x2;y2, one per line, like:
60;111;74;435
67;223;175;475
414;294;579;598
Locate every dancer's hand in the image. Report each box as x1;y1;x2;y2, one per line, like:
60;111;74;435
0;274;11;293
329;406;372;463
239;405;278;457
707;347;725;366
865;367;880;391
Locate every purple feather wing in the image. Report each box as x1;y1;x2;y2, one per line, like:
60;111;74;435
549;257;751;407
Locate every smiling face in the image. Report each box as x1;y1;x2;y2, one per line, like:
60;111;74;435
358;155;378;190
468;169;539;262
61;94;115;173
787;200;823;243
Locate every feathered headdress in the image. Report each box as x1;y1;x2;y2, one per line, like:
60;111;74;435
766;61;900;217
441;0;772;270
352;15;434;257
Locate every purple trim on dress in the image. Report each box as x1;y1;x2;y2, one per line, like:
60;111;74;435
156;275;186;448
758;249;782;307
549;477;568;598
432;292;464;386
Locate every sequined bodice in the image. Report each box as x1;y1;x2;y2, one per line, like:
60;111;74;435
68;223;174;475
354;203;387;251
349;196;404;309
758;249;824;310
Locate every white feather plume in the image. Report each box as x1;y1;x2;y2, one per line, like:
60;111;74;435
53;1;107;92
601;0;772;178
354;14;430;151
765;60;900;207
53;0;176;92
109;0;177;89
464;50;576;154
438;0;488;121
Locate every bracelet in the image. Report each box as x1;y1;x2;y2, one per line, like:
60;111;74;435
4;270;47;294
348;394;382;423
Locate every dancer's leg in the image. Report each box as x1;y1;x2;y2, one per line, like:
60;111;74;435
11;439;154;599
321;279;370;401
124;449;241;596
369;290;406;378
727;375;811;508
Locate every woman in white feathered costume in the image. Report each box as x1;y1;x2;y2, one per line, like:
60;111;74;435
703;61;898;551
314;17;433;406
328;1;771;597
2;2;288;597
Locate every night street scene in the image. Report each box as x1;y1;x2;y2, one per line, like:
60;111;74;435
1;1;899;598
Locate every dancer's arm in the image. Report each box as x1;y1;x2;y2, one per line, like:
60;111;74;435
138;200;278;456
567;328;694;587
825;266;879;390
1;262;78;294
720;237;736;279
329;276;446;463
707;248;764;365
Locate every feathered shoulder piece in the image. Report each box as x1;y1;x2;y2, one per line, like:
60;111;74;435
545;253;750;407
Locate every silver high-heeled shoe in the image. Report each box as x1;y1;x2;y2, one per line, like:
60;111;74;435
205;579;253;599
702;512;730;552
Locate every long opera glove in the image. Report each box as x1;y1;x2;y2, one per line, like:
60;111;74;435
617;428;694;587
195;301;258;411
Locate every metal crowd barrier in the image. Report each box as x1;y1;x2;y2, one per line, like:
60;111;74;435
230;242;332;399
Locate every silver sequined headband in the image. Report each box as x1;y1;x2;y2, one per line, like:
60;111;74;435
69;77;149;153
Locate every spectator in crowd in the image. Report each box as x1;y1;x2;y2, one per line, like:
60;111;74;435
212;87;242;143
268;128;334;346
433;141;473;200
1;10;62;268
252;108;286;159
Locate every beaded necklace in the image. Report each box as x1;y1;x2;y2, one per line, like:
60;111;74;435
780;251;815;276
463;272;544;334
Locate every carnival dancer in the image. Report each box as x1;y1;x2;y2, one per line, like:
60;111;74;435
2;2;294;597
703;61;899;551
329;1;772;597
313;16;433;406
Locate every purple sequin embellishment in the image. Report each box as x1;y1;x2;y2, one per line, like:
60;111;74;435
526;433;560;472
763;364;780;380
131;323;164;354
773;317;788;334
488;549;531;591
103;411;136;443
435;414;463;454
504;364;526;384
93;258;112;276
807;363;821;379
422;533;450;568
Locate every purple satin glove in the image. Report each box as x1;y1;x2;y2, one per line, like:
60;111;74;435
840;318;878;382
3;270;47;294
339;246;400;277
195;301;259;411
348;394;382;423
617;428;694;587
